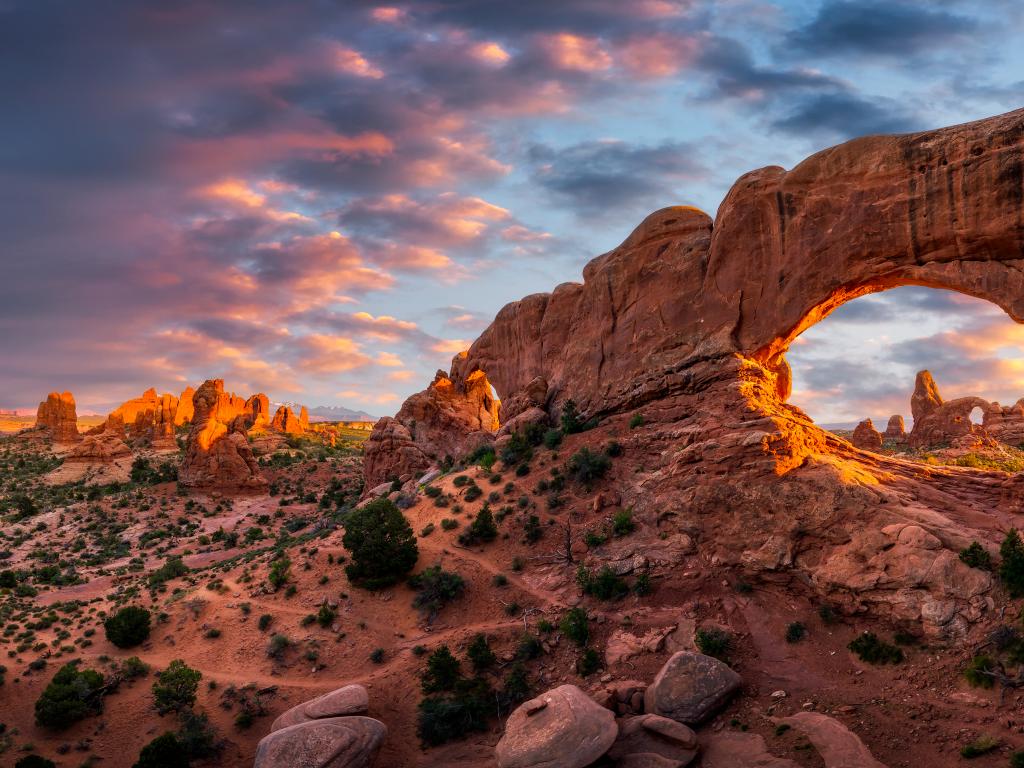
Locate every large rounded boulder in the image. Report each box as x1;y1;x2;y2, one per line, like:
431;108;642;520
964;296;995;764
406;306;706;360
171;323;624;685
644;652;741;725
496;684;617;768
254;716;386;768
271;684;369;732
607;714;699;766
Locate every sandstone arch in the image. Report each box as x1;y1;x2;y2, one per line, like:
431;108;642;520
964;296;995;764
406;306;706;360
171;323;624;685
366;108;1024;638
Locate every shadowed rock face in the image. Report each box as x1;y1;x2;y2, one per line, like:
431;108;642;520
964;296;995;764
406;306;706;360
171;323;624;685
35;391;80;443
367;108;1024;639
179;379;267;491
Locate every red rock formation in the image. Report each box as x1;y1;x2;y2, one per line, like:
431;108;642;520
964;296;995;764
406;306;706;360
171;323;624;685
984;399;1024;446
271;405;304;435
246;393;271;429
883;415;907;444
299;405;310;430
35;391;80;443
179;379;267;492
907;371;992;449
851;419;882;451
174;386;195;425
363;369;499;488
109;388;179;447
369;108;1024;639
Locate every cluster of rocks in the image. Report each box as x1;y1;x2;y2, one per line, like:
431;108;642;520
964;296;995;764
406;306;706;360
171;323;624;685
254;684;385;768
853;369;1024;453
495;650;885;768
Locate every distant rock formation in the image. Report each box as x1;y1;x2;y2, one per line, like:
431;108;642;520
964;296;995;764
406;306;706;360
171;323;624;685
908;370;993;449
299;405;309;431
271;405;304;435
174;386;195;425
179;379;267;491
363;369;499;489
50;427;133;484
883;415;907;444
983;399;1024;447
109;388;179;447
35;391;81;443
246;393;271;430
851;419;882;451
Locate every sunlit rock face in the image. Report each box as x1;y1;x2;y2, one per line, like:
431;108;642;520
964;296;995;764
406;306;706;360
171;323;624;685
271;405;304;435
851;419;883;451
363;369;499;489
368;107;1024;640
908;370;994;449
179;379;266;492
108;388;179;447
35;391;80;443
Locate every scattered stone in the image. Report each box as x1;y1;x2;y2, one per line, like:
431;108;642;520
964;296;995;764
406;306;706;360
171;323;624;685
644;652;741;725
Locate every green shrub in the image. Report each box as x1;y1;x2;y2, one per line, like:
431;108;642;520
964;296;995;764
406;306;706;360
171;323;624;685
35;661;106;728
523;514;542;543
576;565;629;600
267;634;291;659
458;504;498;546
268;554;291;591
963;654;996;688
16;757;57;768
1002;529;1024;597
410;566;465;621
566;448;611;488
463;483;483;502
343;498;419;589
501;664;531;707
370;648;385;664
560;400;583;434
785;622;806;643
960;541;993;571
148;556;188;588
1011;750;1024;768
132;732;190;768
629;413;644;429
258;614;272;632
576;647;601;676
467;634;496;672
543;429;562;449
316;604;336;628
611;509;634;536
421;646;461;693
152;659;202;715
847;632;903;665
960;735;1000;758
560;607;589;647
695;628;733;661
105;606;151;648
417;678;493;746
633;572;652;596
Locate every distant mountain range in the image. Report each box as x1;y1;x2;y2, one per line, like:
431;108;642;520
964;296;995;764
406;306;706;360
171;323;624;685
295;404;377;423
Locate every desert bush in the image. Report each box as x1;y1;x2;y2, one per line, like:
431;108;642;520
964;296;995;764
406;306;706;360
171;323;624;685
268;553;291;591
418;677;494;746
148;556;188;588
35;661;105;728
523;514;542;543
847;632;903;665
543;428;562;449
421;645;461;693
267;634;291;658
560;607;589;647
153;659;201;715
16;757;56;768
963;654;997;688
960;735;1000;758
695;628;733;661
560;400;583;434
105;606;151;648
576;647;602;676
576;565;628;600
611;509;634;536
133;732;189;768
1001;529;1024;597
960;541;993;571
467;634;496;672
785;622;806;643
316;604;336;628
343;498;419;589
257;614;273;632
410;566;465;621
629;413;644;429
567;448;610;488
458;504;498;546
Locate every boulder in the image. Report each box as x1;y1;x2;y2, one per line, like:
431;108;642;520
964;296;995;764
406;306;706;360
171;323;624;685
271;685;369;732
254;716;385;768
35;391;80;442
851;419;882;451
607;714;699;767
777;712;887;768
644;652;741;725
495;684;617;768
883;415;906;443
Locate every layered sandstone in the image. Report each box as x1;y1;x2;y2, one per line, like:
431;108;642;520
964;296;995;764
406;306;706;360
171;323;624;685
363;369;499;488
883;415;907;444
35;391;80;443
179;379;267;491
271;405;304;435
246;394;271;430
368;108;1024;639
109;388;179;447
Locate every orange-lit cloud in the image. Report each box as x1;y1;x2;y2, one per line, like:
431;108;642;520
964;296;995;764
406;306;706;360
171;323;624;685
539;33;613;72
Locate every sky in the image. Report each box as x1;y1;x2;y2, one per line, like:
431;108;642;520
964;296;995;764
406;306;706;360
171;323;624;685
1;0;1023;421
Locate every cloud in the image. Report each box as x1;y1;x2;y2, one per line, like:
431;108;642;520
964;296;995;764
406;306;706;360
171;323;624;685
528;139;706;215
770;92;922;140
784;1;978;58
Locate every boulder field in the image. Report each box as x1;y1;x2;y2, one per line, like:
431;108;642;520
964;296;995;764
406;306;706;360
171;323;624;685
365;107;1024;642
